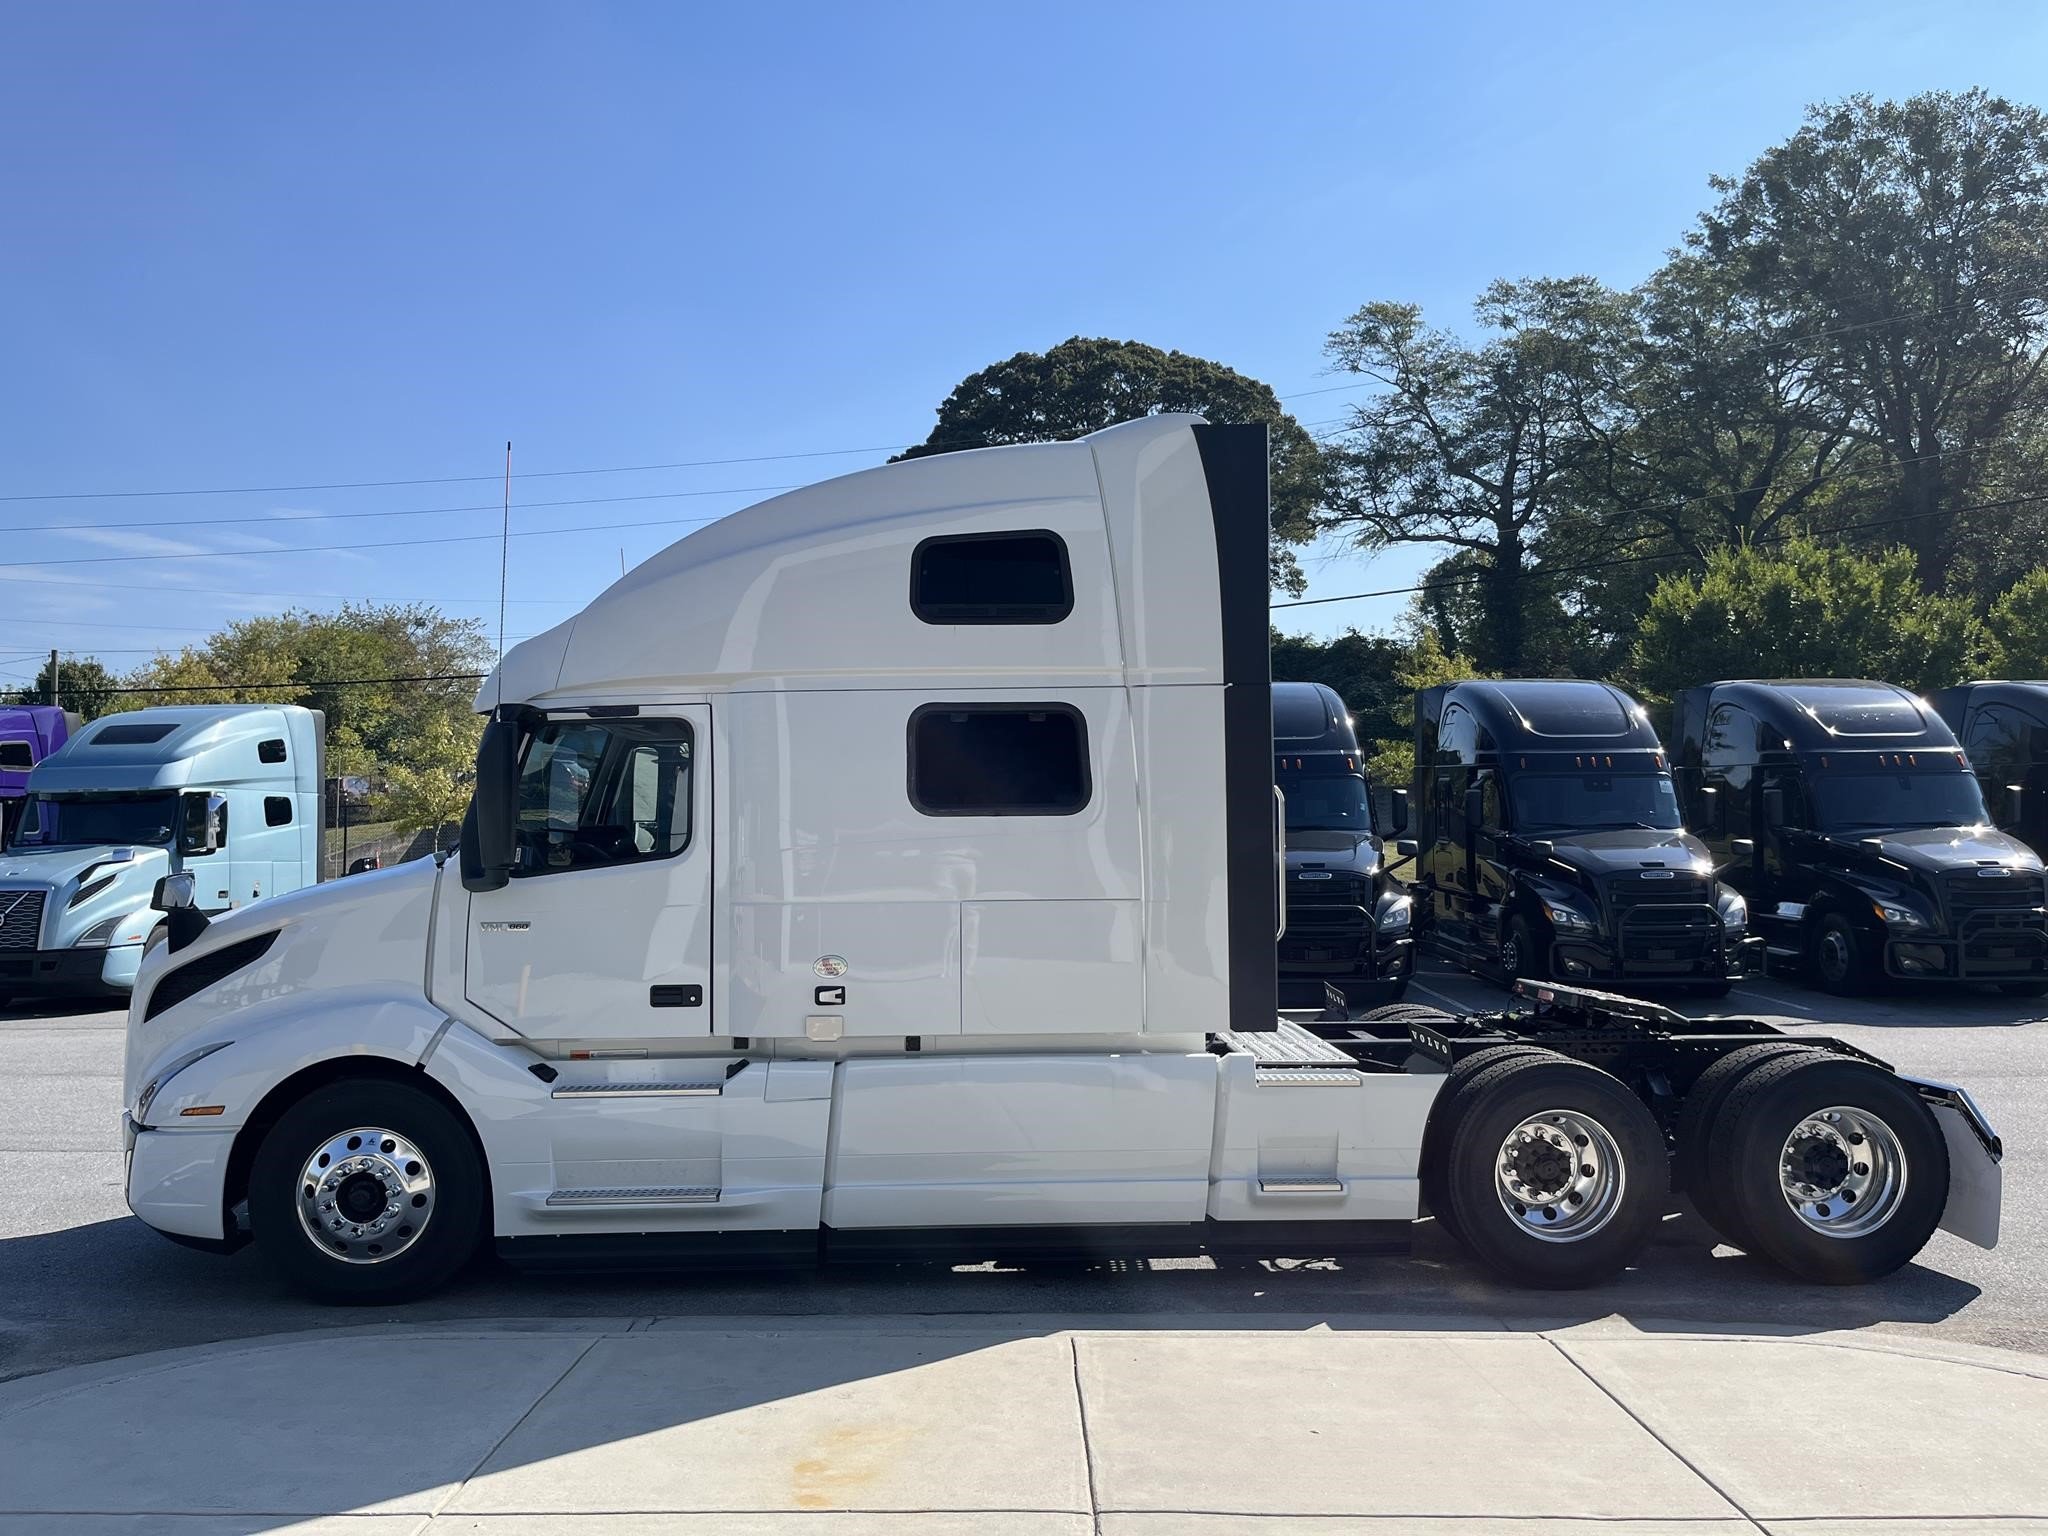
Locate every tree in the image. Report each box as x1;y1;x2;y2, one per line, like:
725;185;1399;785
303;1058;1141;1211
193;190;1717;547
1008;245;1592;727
1362;628;1487;791
377;709;482;845
1985;567;2048;676
4;655;122;719
1323;279;1627;672
1698;90;2048;584
1630;536;1983;705
1270;627;1412;748
896;336;1329;595
122;603;493;778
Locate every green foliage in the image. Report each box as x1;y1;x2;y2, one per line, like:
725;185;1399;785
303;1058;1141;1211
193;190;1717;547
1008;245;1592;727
4;655;122;719
121;603;493;778
376;709;483;843
897;336;1329;595
1630;538;1984;705
1986;569;2048;677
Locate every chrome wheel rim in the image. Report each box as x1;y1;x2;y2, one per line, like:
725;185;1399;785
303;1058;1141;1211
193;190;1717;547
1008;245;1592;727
1494;1109;1626;1243
1501;933;1521;975
1779;1106;1906;1239
1818;927;1851;983
295;1126;436;1265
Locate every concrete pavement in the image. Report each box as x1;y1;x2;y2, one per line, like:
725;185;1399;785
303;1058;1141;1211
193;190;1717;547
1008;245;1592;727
3;1316;2046;1533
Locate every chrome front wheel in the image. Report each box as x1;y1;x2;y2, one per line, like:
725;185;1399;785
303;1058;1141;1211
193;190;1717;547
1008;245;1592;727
295;1126;437;1264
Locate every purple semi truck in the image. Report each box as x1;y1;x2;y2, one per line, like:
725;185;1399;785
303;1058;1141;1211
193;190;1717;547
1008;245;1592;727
0;706;80;847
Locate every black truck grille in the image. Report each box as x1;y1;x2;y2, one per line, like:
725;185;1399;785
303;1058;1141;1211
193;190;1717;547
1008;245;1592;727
1942;870;2048;971
1606;875;1719;966
0;889;46;952
1943;869;2045;916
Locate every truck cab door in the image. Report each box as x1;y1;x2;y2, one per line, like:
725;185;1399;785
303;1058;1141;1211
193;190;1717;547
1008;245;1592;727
464;710;712;1041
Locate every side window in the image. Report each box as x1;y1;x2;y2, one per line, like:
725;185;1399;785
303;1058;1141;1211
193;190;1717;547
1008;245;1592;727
1430;768;1458;842
1438;703;1477;763
258;738;288;764
912;531;1073;624
1968;706;2026;783
908;704;1090;815
1478;771;1504;832
514;719;694;873
1703;705;1758;768
263;796;292;827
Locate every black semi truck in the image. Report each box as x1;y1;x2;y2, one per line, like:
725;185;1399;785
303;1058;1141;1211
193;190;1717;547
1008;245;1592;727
1674;679;2048;995
1273;681;1413;1003
1399;679;1758;994
1930;680;2048;860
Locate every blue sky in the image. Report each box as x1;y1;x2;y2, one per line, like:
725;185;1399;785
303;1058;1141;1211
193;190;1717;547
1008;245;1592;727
3;1;2044;689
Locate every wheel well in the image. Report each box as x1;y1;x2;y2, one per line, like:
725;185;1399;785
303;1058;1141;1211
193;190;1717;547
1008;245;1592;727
222;1055;492;1240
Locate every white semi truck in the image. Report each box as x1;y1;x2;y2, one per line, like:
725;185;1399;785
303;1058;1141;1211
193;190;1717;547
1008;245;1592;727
121;417;2002;1302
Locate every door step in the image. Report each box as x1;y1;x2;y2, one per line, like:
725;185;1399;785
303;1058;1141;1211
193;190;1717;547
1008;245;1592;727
549;1080;725;1099
1253;1066;1361;1087
545;1186;721;1207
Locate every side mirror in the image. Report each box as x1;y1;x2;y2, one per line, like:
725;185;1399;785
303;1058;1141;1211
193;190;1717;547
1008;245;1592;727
1698;783;1724;837
1763;786;1786;829
2006;784;2025;827
150;872;210;953
1389;787;1410;835
460;715;522;893
1463;784;1483;830
1528;838;1556;861
1394;838;1419;861
1731;837;1755;861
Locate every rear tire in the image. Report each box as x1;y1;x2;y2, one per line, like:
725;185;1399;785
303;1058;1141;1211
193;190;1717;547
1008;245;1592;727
1811;913;1878;997
1707;1053;1947;1283
1356;1002;1453;1026
1438;1055;1667;1287
251;1078;485;1304
1674;1043;1820;1245
1419;1045;1553;1246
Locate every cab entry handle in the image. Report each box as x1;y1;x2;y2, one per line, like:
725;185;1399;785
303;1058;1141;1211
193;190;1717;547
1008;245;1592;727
1274;785;1287;940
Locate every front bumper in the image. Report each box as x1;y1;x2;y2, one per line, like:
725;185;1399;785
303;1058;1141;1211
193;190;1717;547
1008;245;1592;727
0;944;137;998
1278;903;1413;982
1547;930;1762;987
1883;915;2048;981
125;1112;240;1246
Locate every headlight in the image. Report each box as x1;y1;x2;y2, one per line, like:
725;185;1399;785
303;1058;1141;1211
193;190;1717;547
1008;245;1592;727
74;915;126;947
1717;890;1748;931
1377;898;1412;933
1873;898;1930;930
1541;898;1598;933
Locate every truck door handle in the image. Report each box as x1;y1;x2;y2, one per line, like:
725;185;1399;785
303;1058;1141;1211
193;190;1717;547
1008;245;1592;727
649;985;703;1008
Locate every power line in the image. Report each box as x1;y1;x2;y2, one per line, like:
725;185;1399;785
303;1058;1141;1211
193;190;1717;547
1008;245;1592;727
0;483;798;537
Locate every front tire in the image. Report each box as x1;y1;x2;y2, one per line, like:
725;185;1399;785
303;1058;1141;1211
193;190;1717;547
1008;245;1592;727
1811;913;1878;996
1706;1053;1947;1283
251;1078;485;1304
1438;1055;1666;1288
1501;915;1550;987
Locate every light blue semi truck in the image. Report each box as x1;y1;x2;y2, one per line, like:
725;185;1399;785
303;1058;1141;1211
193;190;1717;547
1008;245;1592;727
0;705;323;1003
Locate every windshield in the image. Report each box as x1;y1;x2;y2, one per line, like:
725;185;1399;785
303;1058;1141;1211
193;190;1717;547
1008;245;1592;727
1510;772;1682;833
1810;770;1990;832
12;793;178;849
1280;773;1375;833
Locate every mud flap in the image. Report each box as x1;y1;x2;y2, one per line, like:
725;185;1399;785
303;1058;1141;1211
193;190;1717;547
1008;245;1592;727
1903;1075;2002;1250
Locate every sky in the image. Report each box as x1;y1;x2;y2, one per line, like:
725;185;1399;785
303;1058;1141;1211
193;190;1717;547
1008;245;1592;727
3;1;2046;693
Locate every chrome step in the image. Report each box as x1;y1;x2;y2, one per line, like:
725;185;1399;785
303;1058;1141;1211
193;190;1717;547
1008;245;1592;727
1254;1067;1361;1087
550;1081;724;1099
1258;1178;1346;1194
545;1186;720;1207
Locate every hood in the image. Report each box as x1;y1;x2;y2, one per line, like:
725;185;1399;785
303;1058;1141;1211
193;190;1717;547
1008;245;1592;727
1814;825;2043;876
1542;828;1712;877
0;843;166;887
1285;829;1381;874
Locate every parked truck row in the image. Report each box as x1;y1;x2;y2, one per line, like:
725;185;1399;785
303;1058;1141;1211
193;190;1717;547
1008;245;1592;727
105;417;2004;1305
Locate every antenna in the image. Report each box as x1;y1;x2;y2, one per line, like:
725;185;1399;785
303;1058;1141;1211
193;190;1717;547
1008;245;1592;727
493;441;511;713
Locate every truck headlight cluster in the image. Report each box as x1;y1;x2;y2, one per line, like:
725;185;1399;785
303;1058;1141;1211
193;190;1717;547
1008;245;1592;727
1541;898;1598;933
1717;890;1748;932
74;915;128;947
1376;897;1412;933
1873;898;1930;931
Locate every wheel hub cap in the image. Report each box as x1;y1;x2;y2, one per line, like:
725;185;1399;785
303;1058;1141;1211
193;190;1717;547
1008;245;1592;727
1778;1107;1907;1239
1494;1110;1626;1243
295;1126;436;1265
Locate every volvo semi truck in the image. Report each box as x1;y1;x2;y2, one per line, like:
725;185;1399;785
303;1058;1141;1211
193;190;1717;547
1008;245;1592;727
0;704;78;847
1399;679;1759;994
119;418;1999;1303
1273;681;1412;1003
1674;679;2048;995
0;705;322;1003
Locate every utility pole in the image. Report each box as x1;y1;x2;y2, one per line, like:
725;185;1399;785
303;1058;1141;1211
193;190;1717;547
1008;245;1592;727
46;649;58;708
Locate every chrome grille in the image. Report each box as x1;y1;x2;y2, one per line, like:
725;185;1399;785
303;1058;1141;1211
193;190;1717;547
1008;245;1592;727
0;889;45;952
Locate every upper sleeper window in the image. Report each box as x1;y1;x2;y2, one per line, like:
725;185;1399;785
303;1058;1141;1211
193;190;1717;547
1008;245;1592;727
92;722;177;746
912;531;1073;624
909;704;1091;816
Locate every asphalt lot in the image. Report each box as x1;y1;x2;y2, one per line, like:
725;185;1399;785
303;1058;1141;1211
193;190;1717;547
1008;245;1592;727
3;962;2044;1384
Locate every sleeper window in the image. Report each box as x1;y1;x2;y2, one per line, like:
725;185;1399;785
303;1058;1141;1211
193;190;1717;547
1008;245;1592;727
513;718;694;873
909;704;1090;815
912;531;1073;624
264;796;293;827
